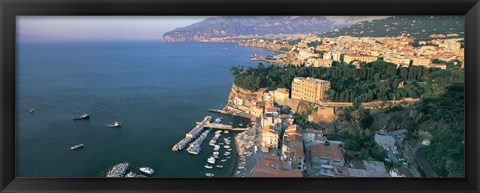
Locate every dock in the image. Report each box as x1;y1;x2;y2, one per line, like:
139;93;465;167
206;123;248;131
209;109;253;119
172;116;212;152
172;115;249;152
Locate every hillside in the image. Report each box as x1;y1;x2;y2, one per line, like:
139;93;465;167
162;16;388;42
322;16;464;39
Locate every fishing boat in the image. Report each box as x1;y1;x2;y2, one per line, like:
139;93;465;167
108;121;121;128
216;165;224;169
204;164;213;169
73;113;90;121
205;173;214;177
139;167;154;175
70;144;85;150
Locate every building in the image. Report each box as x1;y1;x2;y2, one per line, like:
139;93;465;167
374;133;396;147
252;154;303;177
281;125;305;170
250;105;264;117
274;88;289;102
261;125;280;152
310;144;345;169
291;77;331;104
343;54;377;64
412;57;432;67
302;128;325;143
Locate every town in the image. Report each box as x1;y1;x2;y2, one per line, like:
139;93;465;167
215;31;463;177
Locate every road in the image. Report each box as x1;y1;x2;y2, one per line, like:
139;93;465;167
413;145;438;177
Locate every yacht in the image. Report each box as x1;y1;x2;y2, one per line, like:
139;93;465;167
73;113;90;121
70;144;85;150
139;167;154;175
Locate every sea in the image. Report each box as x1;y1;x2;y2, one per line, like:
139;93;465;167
16;41;275;177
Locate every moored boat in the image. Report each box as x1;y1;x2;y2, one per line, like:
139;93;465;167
139;167;154;175
216;165;224;169
204;164;213;169
207;157;215;164
205;173;214;177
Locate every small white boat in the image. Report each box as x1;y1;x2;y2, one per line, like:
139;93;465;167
205;173;214;177
224;145;230;149
226;156;231;159
29;107;35;113
204;164;213;169
224;152;231;156
225;130;229;134
73;113;90;121
221;159;227;162
107;121;121;128
139;167;154;175
70;144;85;150
207;157;215;164
238;166;245;170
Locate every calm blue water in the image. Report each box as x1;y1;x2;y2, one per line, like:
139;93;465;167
16;41;274;177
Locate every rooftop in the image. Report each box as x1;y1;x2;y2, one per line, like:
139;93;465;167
311;144;344;161
293;77;330;83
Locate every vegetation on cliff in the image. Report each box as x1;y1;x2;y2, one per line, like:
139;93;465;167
323;16;464;39
230;60;463;103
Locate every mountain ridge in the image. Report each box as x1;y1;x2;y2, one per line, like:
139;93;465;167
162;16;389;42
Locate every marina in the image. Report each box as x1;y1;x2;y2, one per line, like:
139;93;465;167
187;128;212;155
172;115;248;152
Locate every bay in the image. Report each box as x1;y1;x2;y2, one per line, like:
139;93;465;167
16;41;274;177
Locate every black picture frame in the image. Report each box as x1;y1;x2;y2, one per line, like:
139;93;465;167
1;0;479;192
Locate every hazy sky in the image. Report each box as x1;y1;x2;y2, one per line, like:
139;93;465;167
17;16;210;42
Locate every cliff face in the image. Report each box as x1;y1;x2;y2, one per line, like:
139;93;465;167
163;16;387;42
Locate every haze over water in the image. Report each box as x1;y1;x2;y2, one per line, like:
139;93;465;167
16;41;274;177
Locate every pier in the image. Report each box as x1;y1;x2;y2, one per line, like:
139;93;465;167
209;108;253;119
206;123;248;131
172;116;249;152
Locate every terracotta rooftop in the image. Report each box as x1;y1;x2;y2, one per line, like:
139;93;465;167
311;144;344;161
252;154;303;177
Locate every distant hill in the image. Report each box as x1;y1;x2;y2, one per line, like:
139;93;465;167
322;16;464;39
162;16;388;42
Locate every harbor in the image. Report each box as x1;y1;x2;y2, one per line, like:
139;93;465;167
171;114;251;177
172;115;248;153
